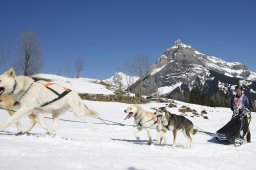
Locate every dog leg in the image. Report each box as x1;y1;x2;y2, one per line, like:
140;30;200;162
0;108;32;131
13;122;24;136
7;110;23;133
157;130;167;144
22;114;36;134
162;130;167;144
184;130;192;148
37;112;55;137
134;126;142;140
156;129;162;144
52;111;62;134
146;128;152;145
15;121;22;133
172;130;177;148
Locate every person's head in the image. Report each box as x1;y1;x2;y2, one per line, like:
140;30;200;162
234;85;243;96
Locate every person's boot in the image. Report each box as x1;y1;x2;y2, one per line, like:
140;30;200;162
246;130;251;143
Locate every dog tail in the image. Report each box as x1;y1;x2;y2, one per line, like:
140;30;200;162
83;106;99;130
85;108;99;117
193;128;198;135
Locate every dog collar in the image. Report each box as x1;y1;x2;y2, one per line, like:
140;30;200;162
9;80;17;95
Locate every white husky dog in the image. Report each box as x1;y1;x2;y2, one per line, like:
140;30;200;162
0;68;98;136
124;105;165;145
0;94;37;133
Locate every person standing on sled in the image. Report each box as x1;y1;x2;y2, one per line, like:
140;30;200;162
217;85;251;144
231;85;251;142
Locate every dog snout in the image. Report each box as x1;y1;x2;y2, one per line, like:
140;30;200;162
124;109;127;113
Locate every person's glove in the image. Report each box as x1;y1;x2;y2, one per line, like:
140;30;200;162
240;108;250;118
232;107;240;118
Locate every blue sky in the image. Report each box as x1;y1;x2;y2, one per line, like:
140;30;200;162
0;0;255;79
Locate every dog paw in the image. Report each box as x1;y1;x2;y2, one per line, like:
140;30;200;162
45;132;56;138
15;131;24;136
20;130;30;134
162;141;167;145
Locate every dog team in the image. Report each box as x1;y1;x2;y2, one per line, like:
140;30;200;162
1;68;199;148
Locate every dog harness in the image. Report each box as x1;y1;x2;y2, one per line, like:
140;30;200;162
40;82;71;107
12;80;71;107
9;80;17;95
163;113;178;130
13;81;34;106
134;113;157;127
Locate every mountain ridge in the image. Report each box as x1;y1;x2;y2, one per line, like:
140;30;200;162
129;39;256;106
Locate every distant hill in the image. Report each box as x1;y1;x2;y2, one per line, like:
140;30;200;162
103;72;139;91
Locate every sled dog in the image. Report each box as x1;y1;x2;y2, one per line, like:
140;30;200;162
155;107;197;148
124;105;164;145
0;68;98;136
0;94;37;133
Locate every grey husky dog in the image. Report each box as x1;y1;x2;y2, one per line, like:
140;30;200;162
155;107;197;148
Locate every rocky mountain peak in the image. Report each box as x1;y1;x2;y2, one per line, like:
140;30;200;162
150;39;254;80
129;40;256;105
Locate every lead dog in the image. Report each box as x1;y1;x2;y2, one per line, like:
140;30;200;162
0;68;98;136
155;107;197;148
0;94;36;133
124;105;165;145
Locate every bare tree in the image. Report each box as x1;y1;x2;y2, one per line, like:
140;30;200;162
14;31;43;76
74;57;85;78
131;54;150;78
123;54;151;95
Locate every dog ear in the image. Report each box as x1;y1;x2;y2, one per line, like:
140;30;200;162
5;68;16;78
151;107;157;111
159;106;166;110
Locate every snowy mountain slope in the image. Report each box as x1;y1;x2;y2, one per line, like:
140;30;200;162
104;72;139;90
0;99;255;170
35;74;114;95
130;39;256;103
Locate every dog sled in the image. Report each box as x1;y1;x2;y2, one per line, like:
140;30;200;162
216;107;251;146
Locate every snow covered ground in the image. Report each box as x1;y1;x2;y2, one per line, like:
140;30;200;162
35;74;114;95
0;100;255;170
